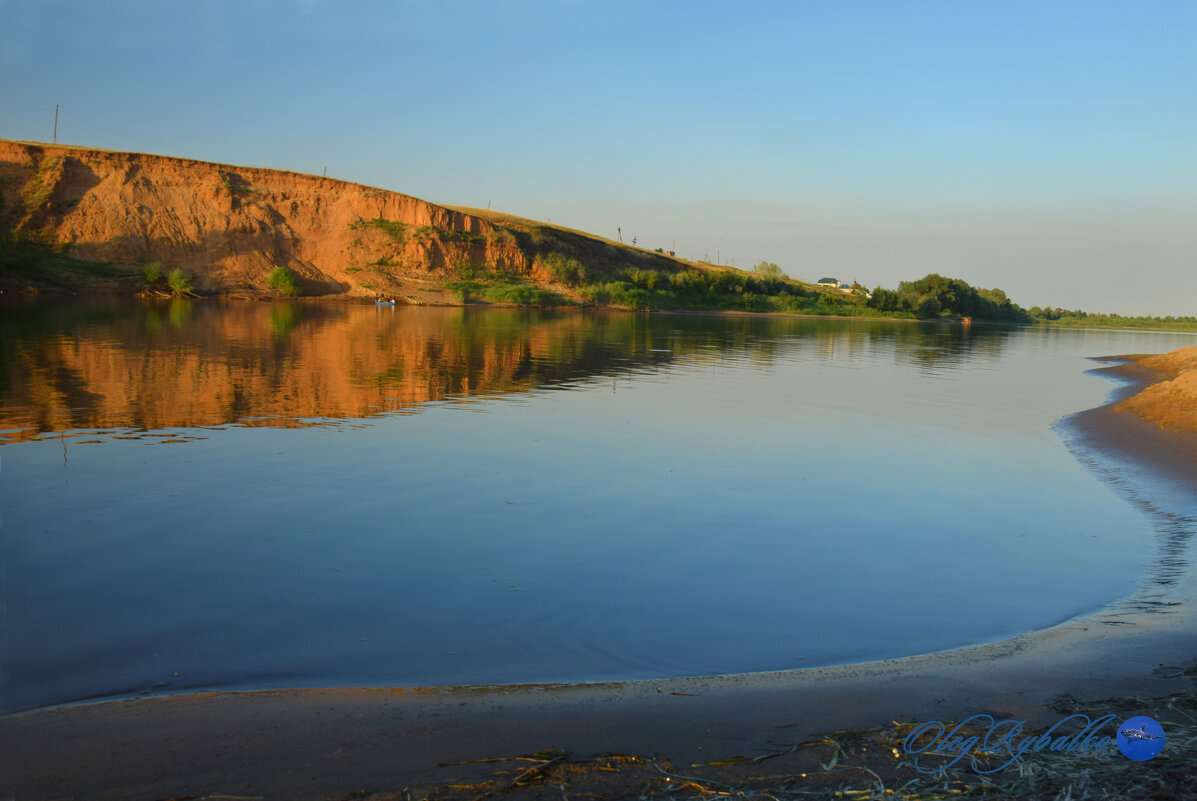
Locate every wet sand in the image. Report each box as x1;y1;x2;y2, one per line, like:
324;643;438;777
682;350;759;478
4;348;1197;801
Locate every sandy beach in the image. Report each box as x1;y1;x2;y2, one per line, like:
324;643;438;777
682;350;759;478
3;345;1196;801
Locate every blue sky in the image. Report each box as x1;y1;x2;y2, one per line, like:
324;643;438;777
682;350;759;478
3;0;1194;315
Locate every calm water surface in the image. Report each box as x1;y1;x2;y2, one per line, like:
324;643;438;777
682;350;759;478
2;297;1194;710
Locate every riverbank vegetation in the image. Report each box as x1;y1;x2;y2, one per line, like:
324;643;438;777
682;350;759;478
535;251;879;315
137;262;196;296
477;247;1030;323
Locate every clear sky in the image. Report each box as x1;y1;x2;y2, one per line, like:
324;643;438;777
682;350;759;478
2;0;1194;316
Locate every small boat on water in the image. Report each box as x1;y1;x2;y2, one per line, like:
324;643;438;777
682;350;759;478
375;298;397;306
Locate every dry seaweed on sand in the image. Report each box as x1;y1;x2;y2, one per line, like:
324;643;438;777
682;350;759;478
149;685;1197;801
360;683;1196;801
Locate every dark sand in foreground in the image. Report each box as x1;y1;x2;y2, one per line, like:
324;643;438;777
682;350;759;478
4;348;1196;801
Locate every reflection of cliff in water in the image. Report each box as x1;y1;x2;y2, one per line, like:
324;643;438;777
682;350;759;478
0;300;1019;444
0;299;692;442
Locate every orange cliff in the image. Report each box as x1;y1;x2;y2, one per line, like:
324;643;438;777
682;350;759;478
0;139;533;299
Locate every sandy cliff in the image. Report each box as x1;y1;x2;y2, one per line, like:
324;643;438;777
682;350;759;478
0;140;684;300
0;139;526;297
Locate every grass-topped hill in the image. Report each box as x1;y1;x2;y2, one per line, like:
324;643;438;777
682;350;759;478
444;207;1038;321
448;206;908;317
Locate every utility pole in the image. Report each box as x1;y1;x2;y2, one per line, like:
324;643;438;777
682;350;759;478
617;227;623;243
53;104;58;144
323;166;327;177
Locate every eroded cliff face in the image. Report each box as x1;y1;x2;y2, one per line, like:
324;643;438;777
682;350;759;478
0;140;530;297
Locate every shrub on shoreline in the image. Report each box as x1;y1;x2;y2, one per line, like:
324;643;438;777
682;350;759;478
267;266;301;297
167;268;194;295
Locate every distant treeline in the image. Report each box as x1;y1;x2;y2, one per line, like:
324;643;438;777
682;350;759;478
1027;307;1197;330
439;247;1192;330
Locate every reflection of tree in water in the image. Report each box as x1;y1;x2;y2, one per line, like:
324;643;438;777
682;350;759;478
268;301;301;338
885;322;1016;373
634;315;1016;374
0;299;1022;443
167;298;193;328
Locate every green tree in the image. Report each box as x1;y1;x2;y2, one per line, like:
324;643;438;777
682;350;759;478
867;287;905;312
535;252;587;287
167;268;194;295
914;294;942;318
894;273;1030;322
267;266;301;296
753;260;786;279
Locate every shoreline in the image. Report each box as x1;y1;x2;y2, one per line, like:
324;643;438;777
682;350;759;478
11;289;1197;336
4;350;1197;800
0;284;940;324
